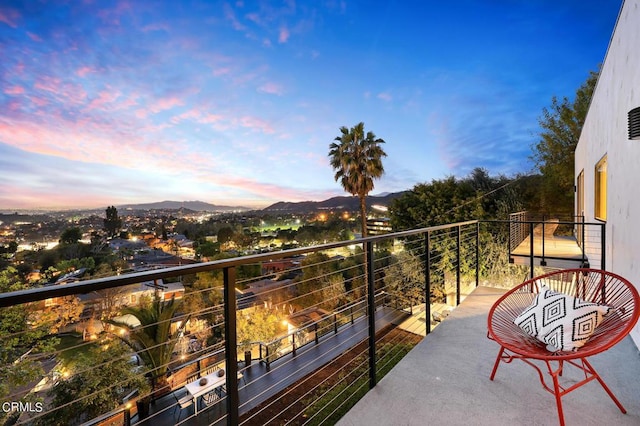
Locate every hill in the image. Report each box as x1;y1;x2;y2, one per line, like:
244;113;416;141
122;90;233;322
116;200;250;212
263;192;406;213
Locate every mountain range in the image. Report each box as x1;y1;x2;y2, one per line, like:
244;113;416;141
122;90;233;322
114;192;407;214
116;200;250;212
263;192;407;213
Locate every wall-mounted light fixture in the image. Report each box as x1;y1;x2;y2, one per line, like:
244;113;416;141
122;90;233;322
629;106;640;140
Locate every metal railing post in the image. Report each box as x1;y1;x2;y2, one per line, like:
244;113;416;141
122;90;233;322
124;407;131;426
541;221;547;266
601;223;606;270
366;241;376;389
581;216;586;266
334;314;338;334
424;231;431;335
456;225;461;306
314;323;319;344
508;215;512;254
223;266;239;426
265;346;270;372
475;222;480;287
529;222;535;279
292;333;296;357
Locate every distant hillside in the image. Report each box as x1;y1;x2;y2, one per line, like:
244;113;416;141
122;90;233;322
117;200;251;212
0;212;53;224
264;192;407;213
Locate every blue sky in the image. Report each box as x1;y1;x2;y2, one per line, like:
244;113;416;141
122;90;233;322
0;0;621;210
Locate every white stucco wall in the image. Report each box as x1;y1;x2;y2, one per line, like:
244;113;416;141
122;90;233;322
575;0;640;347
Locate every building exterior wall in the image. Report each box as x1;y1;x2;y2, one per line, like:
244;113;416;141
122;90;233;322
575;0;640;347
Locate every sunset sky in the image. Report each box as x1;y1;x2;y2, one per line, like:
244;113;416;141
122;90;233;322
0;1;621;210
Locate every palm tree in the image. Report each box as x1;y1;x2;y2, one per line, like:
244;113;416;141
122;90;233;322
329;122;387;238
109;294;189;397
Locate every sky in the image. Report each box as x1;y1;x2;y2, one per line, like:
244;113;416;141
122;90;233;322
0;1;622;211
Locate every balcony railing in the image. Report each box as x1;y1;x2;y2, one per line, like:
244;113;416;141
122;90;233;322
506;213;605;272
0;219;573;425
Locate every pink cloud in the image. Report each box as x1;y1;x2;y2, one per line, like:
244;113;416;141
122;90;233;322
170;109;201;124
34;76;62;93
224;3;245;31
4;85;25;96
96;1;132;26
116;94;138;109
34;76;87;105
200;113;223;123
76;66;95;77
213;67;231;76
257;82;283;96
240;116;274;134
0;109;190;175
153;96;184;112
141;22;169;32
88;89;121;110
232;64;269;86
215;175;338;206
0;7;20;28
27;32;42;42
14;62;25;75
246;13;262;25
134;108;148;119
30;96;48;107
278;26;290;43
377;92;392;102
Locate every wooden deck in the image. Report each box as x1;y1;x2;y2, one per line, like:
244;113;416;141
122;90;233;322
135;306;412;425
510;222;587;269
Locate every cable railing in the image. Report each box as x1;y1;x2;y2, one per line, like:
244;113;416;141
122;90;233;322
0;220;496;426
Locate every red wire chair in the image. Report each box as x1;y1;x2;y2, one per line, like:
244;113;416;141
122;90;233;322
487;268;640;426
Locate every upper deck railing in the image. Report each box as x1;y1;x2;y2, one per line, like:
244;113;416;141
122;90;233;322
506;213;605;273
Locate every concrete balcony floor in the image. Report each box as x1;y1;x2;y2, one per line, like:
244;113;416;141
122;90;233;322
338;286;640;426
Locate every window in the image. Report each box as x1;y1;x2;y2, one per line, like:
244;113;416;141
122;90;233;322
595;155;607;221
576;170;584;217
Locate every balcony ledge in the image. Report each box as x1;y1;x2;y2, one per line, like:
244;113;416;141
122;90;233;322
338;286;640;426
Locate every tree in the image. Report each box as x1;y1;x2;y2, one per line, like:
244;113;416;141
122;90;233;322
236;305;288;361
35;341;149;426
0;241;18;258
103;206;122;238
389;175;479;231
531;70;598;215
295;252;341;308
217;227;234;244
0;269;52;402
384;251;438;308
329;122;387;238
0;267;81;424
182;272;224;345
108;295;189;396
196;240;220;258
59;227;82;245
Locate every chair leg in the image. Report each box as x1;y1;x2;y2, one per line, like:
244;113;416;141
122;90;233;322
551;369;566;426
490;346;505;380
582;358;627;413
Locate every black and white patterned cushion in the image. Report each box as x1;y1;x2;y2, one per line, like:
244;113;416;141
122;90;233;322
514;286;612;352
